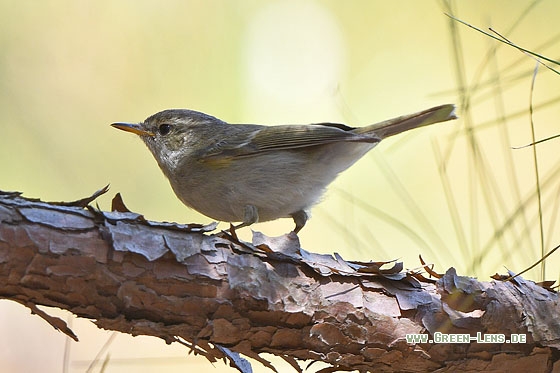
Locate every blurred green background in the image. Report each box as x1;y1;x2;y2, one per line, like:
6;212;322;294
1;0;560;372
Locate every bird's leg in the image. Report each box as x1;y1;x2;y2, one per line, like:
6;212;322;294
232;204;259;231
291;210;308;233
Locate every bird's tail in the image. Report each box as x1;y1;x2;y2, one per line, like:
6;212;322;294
354;104;457;139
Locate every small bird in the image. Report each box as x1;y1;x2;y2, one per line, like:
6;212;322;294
112;104;456;233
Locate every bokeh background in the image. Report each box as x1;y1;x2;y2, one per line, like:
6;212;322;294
1;0;560;372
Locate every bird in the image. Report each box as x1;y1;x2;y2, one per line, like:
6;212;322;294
111;104;456;233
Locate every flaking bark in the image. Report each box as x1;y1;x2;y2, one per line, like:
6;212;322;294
0;189;559;372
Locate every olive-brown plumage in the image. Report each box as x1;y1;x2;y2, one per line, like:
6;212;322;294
112;104;456;232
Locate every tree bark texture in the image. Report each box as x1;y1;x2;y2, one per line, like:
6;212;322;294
1;190;559;372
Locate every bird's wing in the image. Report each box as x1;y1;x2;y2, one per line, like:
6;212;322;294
198;123;379;162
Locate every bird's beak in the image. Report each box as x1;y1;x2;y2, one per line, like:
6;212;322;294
111;122;155;137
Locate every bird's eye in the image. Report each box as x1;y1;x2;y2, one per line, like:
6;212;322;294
158;123;172;136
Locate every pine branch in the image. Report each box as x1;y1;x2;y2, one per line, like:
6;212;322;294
0;189;558;372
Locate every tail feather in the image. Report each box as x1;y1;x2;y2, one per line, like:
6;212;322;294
354;104;457;139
